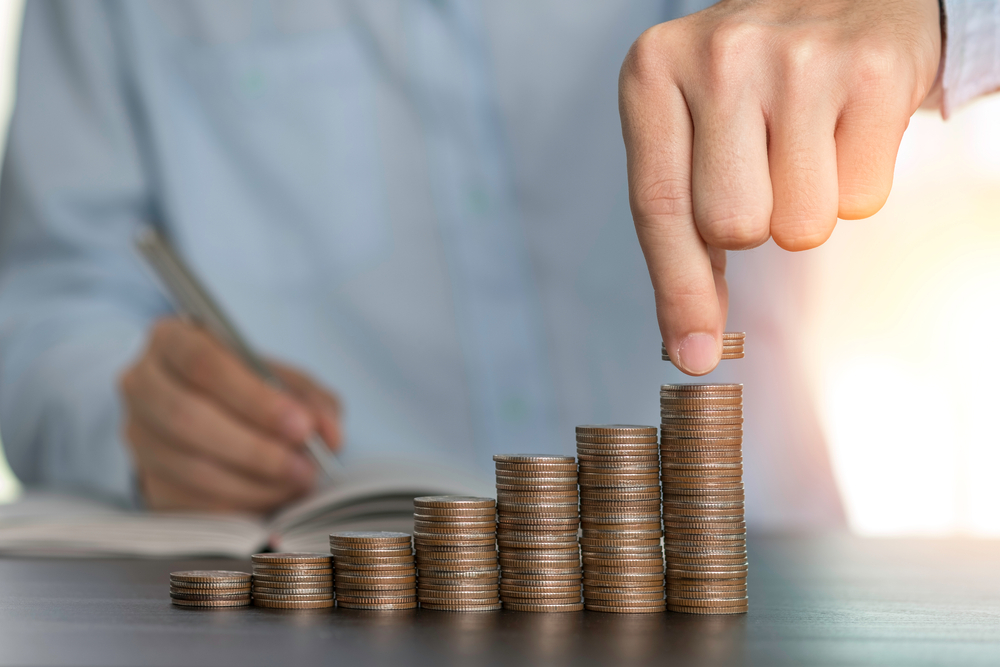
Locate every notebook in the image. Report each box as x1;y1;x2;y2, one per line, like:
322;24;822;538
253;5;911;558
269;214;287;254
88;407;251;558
0;457;492;558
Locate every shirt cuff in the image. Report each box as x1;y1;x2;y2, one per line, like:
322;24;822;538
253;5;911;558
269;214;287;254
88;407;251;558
941;0;1000;117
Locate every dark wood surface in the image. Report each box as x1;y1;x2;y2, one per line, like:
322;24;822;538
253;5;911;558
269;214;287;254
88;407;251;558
0;534;998;666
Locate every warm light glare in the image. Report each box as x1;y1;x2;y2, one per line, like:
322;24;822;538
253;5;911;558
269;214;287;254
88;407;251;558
808;95;1000;537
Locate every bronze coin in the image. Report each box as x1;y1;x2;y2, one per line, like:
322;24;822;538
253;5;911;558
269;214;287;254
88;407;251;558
585;603;666;613
413;496;496;509
502;602;584;612
493;454;576;464
253;598;335;609
253;586;333;595
335;574;416;585
251;553;330;565
172;597;252;608
170;570;251;584
252;567;333;577
252;592;334;601
329;531;412;544
586;591;664;602
336;582;417;593
576;425;658;436
336;594;418;604
170;583;251;593
337;601;418;610
500;584;582;594
168;581;252;591
419;602;503;612
169;591;251;601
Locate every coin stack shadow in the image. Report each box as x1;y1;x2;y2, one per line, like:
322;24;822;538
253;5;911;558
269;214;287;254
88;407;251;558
250;553;335;609
413;496;501;611
169;570;251;608
660;383;748;614
577;425;666;613
494;454;583;612
330;531;417;610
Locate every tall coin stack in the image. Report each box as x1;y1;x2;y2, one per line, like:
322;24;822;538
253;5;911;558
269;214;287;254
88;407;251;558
251;553;335;609
330;531;417;610
577;425;666;613
169;570;251;608
413;496;501;612
660;383;748;614
494;454;583;612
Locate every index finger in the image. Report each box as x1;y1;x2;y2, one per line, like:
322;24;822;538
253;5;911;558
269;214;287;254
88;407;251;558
620;32;723;375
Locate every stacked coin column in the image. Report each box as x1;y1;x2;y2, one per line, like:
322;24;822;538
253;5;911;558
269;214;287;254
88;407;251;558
494;454;583;612
577;425;666;613
169;570;251;608
660;384;748;614
330;531;417;610
250;553;334;609
413;496;501;611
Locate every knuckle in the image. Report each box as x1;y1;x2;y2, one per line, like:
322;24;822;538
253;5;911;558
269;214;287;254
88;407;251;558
622;23;673;87
631;175;692;222
849;42;898;95
771;218;835;251
704;21;764;83
698;205;770;249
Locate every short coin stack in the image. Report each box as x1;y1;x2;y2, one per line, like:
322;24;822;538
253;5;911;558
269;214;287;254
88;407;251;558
494;454;583;612
330;531;417;610
251;553;334;609
169;570;251;608
577;425;666;613
660;383;748;614
414;496;501;611
662;332;745;361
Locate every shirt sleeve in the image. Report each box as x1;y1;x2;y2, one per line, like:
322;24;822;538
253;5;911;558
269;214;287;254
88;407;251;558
0;1;169;504
940;0;1000;117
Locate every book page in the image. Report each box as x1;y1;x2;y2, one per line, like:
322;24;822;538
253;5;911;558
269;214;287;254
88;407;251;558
0;491;268;558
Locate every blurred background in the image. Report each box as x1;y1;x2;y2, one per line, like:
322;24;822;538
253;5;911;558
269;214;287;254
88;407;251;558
0;1;996;536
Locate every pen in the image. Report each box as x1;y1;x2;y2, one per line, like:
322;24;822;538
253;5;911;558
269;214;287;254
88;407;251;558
134;227;344;481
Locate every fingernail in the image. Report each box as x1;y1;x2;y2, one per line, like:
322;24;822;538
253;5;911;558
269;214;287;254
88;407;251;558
289;455;314;485
677;333;719;376
281;410;311;441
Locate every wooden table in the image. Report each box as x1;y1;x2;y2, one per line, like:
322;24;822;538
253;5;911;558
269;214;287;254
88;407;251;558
0;534;998;666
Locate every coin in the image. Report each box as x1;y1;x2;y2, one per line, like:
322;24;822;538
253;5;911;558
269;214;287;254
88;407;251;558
585;603;666;614
169;570;251;584
414;496;496;509
253;599;335;609
172;597;252;608
169;591;252;601
419;602;503;612
576;425;658;436
502;602;584;612
337;601;418;610
251;553;330;565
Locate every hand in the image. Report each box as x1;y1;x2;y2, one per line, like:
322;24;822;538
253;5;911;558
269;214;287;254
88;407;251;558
619;0;941;375
119;317;343;512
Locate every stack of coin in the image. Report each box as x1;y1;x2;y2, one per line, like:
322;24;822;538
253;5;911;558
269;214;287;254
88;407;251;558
577;425;666;613
329;531;417;610
494;454;583;612
250;553;334;609
660;383;748;614
169;570;251;608
661;332;745;361
413;496;501;612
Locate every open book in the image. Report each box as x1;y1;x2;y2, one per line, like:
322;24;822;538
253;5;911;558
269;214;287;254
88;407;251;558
0;458;492;558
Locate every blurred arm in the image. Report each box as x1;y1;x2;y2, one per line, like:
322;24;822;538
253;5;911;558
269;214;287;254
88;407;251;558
0;1;167;504
939;0;1000;116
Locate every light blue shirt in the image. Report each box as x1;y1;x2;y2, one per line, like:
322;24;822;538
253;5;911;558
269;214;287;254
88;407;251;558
0;1;845;528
